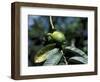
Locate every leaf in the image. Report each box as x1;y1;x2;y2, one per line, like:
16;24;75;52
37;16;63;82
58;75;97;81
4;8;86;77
43;49;63;65
34;43;56;63
68;56;87;64
63;46;87;58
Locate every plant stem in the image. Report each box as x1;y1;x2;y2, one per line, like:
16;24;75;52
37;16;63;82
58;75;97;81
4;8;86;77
63;55;68;64
61;50;68;64
50;16;55;29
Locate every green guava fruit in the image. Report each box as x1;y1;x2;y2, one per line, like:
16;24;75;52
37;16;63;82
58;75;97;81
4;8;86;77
48;31;66;43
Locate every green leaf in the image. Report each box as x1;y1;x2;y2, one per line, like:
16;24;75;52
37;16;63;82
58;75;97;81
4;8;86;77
43;49;63;65
63;46;87;58
34;43;56;63
68;56;88;64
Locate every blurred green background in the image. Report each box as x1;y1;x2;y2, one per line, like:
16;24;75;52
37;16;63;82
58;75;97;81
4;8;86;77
28;15;88;66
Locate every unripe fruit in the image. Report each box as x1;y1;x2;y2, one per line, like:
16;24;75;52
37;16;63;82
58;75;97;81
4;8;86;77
49;31;66;42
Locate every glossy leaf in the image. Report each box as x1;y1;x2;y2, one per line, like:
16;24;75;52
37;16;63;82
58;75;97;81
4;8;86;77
43;49;63;65
63;46;87;58
68;56;88;64
34;43;56;63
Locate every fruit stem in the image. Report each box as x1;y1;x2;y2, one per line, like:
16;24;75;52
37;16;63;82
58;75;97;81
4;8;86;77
50;16;55;29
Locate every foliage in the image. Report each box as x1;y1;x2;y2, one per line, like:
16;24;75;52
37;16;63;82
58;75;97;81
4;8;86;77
28;16;88;66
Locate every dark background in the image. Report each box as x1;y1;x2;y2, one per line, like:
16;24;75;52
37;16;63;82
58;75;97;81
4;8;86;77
28;15;88;66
